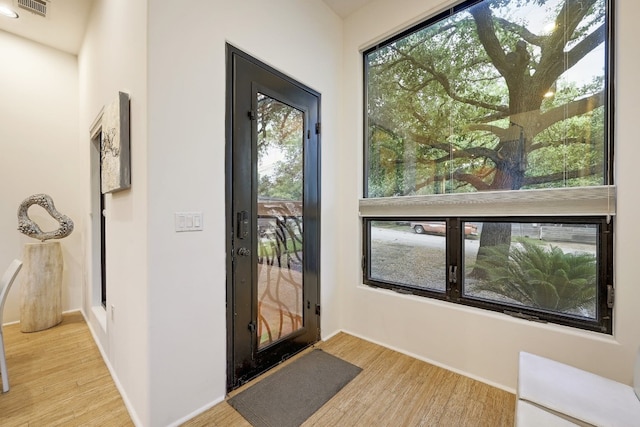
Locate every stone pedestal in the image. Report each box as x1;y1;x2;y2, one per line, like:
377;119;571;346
20;242;63;332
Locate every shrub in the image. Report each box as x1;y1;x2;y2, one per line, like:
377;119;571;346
471;239;596;313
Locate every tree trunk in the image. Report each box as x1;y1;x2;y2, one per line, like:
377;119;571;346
471;222;512;279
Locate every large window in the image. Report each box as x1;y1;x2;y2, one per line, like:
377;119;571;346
362;0;614;333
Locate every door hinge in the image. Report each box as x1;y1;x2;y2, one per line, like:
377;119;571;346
315;304;321;316
607;285;615;308
248;110;256;120
315;122;321;135
248;321;256;332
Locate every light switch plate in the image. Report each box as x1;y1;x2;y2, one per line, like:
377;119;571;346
175;212;203;232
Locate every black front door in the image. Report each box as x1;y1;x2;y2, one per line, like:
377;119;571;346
226;46;321;390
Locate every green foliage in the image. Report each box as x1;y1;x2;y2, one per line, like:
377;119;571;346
256;94;304;201
471;239;597;312
366;0;607;196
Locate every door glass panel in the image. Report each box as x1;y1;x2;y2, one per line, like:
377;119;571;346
256;93;304;349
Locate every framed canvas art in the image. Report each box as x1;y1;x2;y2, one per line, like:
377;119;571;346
98;92;131;193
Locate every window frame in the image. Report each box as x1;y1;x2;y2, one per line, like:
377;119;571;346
363;0;615;196
363;216;613;333
360;0;615;334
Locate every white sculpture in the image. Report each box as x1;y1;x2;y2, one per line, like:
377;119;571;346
16;194;72;332
17;194;74;241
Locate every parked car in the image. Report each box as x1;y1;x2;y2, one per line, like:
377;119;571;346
409;221;478;238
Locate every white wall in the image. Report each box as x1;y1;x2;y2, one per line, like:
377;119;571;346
145;0;343;425
14;0;635;424
339;0;640;391
0;30;82;325
78;0;149;425
78;0;342;424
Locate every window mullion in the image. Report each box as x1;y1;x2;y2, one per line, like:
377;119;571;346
446;218;462;301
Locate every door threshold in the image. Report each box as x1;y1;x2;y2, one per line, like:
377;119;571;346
227;343;317;397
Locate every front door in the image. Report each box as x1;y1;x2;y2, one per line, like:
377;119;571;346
226;46;321;390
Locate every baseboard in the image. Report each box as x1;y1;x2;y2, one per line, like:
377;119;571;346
2;308;82;327
320;328;343;342
165;395;226;427
80;309;145;427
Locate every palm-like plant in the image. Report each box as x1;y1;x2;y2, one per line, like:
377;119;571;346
471;239;596;313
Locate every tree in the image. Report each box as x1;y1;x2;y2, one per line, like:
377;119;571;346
255;94;305;269
366;0;607;271
256;93;304;202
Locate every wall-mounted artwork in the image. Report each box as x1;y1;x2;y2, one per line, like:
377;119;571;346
100;92;131;193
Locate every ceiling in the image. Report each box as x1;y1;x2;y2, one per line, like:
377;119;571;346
0;0;93;55
322;0;377;18
0;0;373;56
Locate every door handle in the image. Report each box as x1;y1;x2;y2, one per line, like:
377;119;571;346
237;247;251;256
237;210;249;239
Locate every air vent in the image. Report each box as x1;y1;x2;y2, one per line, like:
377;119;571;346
17;0;47;17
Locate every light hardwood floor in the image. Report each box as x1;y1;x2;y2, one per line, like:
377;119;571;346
1;312;515;426
0;311;132;427
185;333;516;426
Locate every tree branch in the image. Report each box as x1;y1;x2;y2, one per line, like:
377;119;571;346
529;137;594;153
411;131;501;165
537;0;599;82
389;46;509;113
536;90;605;135
414;169;492;192
452;170;492;191
467;123;512;140
523;163;603;186
369;121;404;142
469;3;510;78
494;17;545;46
565;23;606;71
